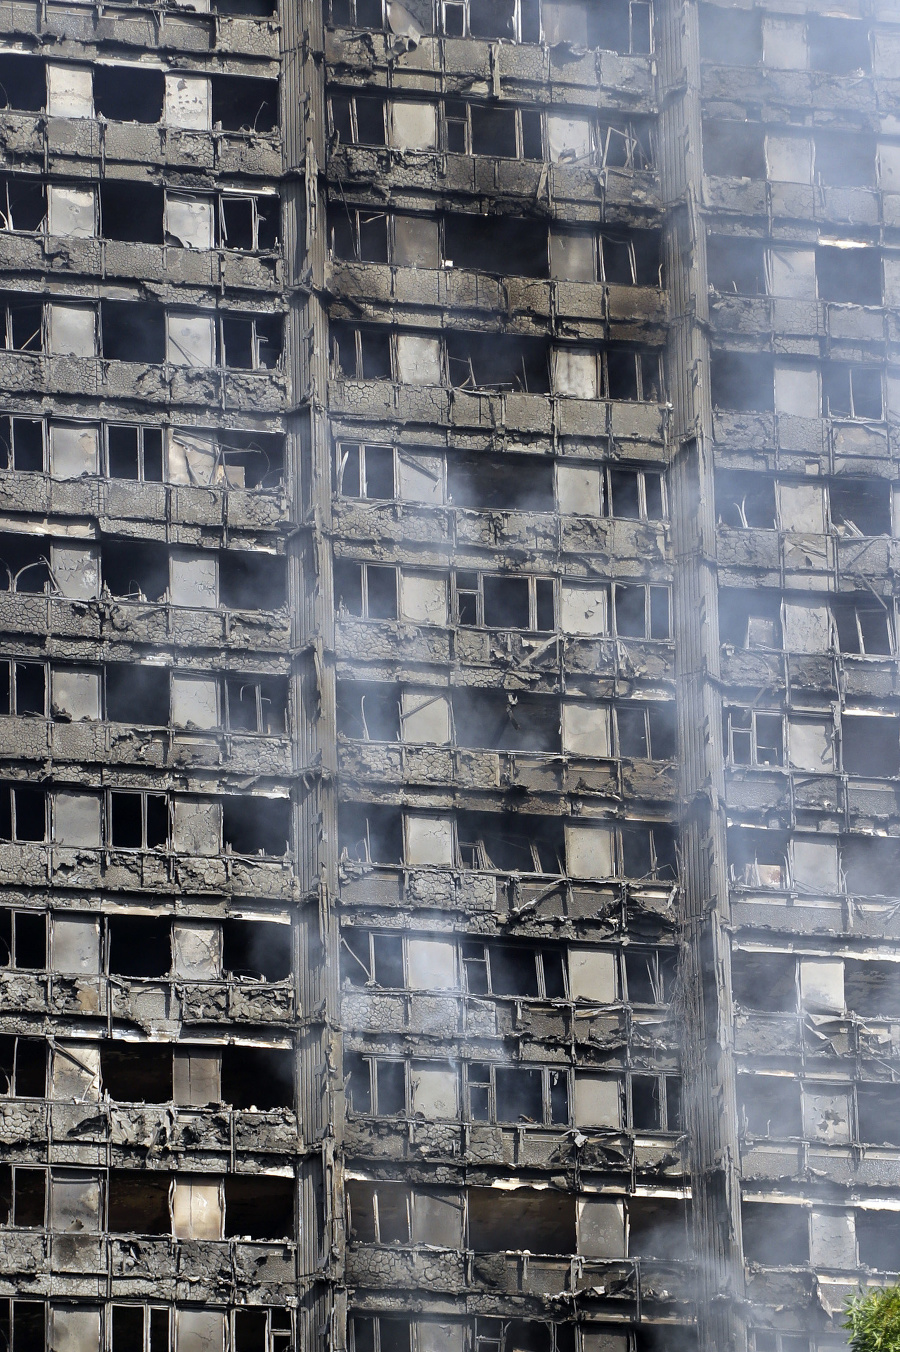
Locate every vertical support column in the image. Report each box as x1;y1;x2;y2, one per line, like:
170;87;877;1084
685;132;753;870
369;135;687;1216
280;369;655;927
656;2;747;1349
281;0;342;1347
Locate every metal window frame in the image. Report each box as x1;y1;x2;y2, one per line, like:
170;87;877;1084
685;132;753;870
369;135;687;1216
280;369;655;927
106;789;170;851
104;423;161;483
726;706;784;767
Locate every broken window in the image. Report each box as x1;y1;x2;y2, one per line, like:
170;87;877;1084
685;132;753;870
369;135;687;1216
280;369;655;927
707;235;766;295
107;915;171;978
339;805;403;865
822;363;883;420
627;1199;688;1260
109;792;169;850
832;597;893;656
703;121;766;178
711;353;774;412
223;677;287;734
221;796;289;856
456;811;564;874
623;949;677;1004
211;76;278;134
739;1075;801;1138
0;416;45;472
0;176;45;233
815;132;877;189
728;830;790;891
612;702;676;759
224;1178;294;1238
221;1046;293;1110
0;535;53;594
334;561;398;619
594;119;652;170
111;1306;170;1352
462;940;566;997
611;584;670;640
0;1035;45;1098
0;661;46;718
469;1187;575;1254
222;919;290;982
719;589;782;649
101;541;168;602
337;682;401;741
444;215;547;278
221;313;282;370
101;1043;172;1104
830;479;890;537
0;55;45;111
741;1202;808;1266
842;835;900;897
101;301;165;364
330;208;389;264
0;1301;44;1352
217;552;285;612
0;1166;46;1226
474;1321;573;1352
331;324;392;380
106;664;169;725
844;960;900;1019
99;182;164;246
94;66;164;124
0;908;45;969
817;247;882;306
629;1073;682;1132
442;100;542;160
329;94;386;146
341;931;404;988
105;425;164;483
218;193;279;252
447;333;551;394
453;571;554;632
842;715;900;777
336;443;395;499
0;785;46;842
466;1062;567;1126
857;1084;900;1147
699;4;760;63
345;1054;406;1117
107;1172;170;1233
447;453;552;511
725;708;783;767
716;473;777;529
453;688;560;754
347;1181;412;1244
0;293;43;352
857;1211;900;1271
808;17;871;75
553;347;661;401
731;951;796;1011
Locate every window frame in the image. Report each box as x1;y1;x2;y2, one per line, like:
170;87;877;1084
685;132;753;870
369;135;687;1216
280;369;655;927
0;659;48;717
107;789;170;852
0;784;48;843
627;1070;683;1132
104;423;164;483
464;1060;569;1127
335;442;397;499
451;570;555;632
603;465;667;520
460;940;568;999
725;706;784;767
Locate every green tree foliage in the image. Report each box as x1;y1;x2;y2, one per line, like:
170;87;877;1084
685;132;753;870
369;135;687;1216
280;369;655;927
845;1287;900;1352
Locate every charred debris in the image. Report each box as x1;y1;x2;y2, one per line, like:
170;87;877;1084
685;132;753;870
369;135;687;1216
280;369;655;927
0;3;895;1352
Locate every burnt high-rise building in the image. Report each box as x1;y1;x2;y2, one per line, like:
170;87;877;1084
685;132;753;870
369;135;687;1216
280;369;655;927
0;2;897;1352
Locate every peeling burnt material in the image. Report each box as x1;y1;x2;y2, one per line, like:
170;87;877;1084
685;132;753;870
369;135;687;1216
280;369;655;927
0;2;894;1352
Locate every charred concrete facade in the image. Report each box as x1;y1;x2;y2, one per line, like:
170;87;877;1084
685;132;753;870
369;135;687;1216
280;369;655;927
0;3;899;1352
